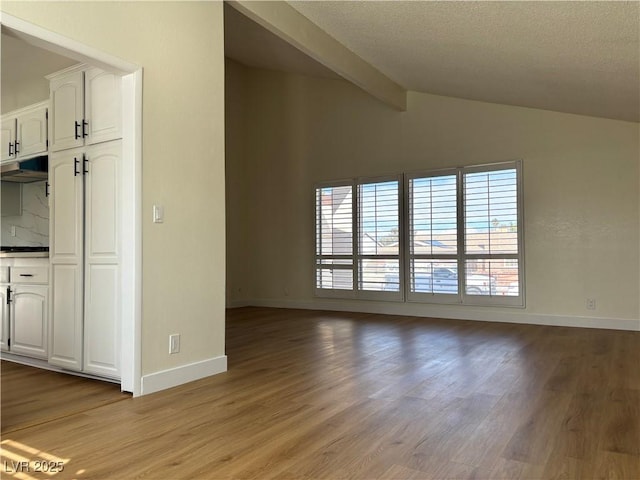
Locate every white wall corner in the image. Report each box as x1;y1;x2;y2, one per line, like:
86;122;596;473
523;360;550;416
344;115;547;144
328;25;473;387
140;355;228;396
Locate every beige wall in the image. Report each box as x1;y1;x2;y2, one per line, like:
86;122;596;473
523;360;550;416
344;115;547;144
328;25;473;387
226;60;640;325
225;59;250;305
3;2;227;375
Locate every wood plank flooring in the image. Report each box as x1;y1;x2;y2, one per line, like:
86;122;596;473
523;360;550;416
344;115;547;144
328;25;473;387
1;307;639;479
1;360;128;434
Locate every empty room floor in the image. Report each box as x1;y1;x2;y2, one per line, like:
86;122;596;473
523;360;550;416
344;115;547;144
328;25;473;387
1;307;638;479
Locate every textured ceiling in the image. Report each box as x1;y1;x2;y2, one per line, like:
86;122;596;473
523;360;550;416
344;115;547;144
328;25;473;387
286;1;639;122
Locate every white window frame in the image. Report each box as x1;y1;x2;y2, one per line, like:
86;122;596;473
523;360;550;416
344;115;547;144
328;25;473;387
404;168;461;304
355;175;404;302
461;161;525;307
314;179;357;299
405;160;525;307
315;161;524;307
314;175;403;301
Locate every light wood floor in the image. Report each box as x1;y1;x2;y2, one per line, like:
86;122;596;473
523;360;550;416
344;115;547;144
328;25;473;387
1;361;128;434
1;307;639;479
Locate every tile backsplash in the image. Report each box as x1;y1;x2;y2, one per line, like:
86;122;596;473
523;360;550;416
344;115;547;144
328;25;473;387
1;181;49;246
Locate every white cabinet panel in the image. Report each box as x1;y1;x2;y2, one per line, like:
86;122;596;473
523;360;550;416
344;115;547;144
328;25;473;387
85;142;120;257
0;285;8;352
10;285;48;359
49;264;83;369
49;149;84;371
84;265;120;378
16;105;48;158
83;141;121;378
11;267;48;285
85;68;122;145
49;70;84;152
49;149;84;259
1;117;17;162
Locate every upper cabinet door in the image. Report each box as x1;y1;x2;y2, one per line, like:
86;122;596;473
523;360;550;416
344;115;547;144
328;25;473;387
16;104;48;159
85;68;122;145
50;70;84;152
49;148;84;262
1;117;17;162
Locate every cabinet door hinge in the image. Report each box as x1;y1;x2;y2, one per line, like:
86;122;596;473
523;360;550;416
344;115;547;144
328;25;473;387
7;339;10;348
6;287;11;305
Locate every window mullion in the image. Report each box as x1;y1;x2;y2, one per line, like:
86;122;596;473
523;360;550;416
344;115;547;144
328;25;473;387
353;179;358;292
456;169;465;302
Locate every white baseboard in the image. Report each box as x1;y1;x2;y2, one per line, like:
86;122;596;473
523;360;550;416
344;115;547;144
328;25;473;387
243;298;640;332
226;300;252;309
141;355;227;396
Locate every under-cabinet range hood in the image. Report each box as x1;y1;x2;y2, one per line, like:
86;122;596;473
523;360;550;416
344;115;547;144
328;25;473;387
1;156;48;183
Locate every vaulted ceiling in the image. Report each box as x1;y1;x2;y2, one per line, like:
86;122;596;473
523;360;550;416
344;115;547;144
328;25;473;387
225;1;640;122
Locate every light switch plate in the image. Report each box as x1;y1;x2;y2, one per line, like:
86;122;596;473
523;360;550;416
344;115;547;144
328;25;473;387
153;204;164;223
169;334;180;354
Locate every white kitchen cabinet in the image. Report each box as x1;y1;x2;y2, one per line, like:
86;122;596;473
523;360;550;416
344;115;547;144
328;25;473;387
48;147;85;371
10;284;48;359
1;102;48;163
49;141;121;378
0;285;8;352
83;141;121;378
48;65;121;153
0;260;49;360
84;67;122;145
17;103;49;159
1;117;17;162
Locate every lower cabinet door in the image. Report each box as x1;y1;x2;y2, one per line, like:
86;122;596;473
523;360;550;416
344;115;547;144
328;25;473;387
0;285;9;352
10;285;48;359
48;264;83;370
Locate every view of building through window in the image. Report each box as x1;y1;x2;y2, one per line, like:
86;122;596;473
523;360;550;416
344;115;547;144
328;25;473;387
315;161;523;306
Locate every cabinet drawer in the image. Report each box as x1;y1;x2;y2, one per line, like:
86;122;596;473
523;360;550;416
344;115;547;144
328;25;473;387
11;267;48;284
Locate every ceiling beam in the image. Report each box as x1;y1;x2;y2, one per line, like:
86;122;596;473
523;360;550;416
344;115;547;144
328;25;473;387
227;1;407;111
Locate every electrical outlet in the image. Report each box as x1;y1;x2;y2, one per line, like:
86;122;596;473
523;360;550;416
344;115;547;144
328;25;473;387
169;334;180;354
586;298;596;310
11;225;16;237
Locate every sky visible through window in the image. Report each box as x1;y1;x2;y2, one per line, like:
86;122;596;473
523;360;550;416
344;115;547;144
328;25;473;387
359;181;398;245
322;170;517;241
316;164;522;300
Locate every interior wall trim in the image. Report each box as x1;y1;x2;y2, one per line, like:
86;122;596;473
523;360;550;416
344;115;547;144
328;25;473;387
238;298;640;332
140;355;228;396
